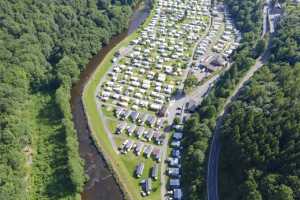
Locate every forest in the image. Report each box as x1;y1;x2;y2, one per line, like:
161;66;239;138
219;3;300;199
181;0;264;199
0;0;139;199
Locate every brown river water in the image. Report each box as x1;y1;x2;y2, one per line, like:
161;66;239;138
70;1;151;200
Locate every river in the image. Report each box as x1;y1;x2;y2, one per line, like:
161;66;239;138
70;1;151;200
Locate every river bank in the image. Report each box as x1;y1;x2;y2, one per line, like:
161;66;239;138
81;1;157;199
70;1;151;200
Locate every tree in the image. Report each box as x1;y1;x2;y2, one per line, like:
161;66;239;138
253;39;266;58
173;116;182;125
273;185;294;200
56;56;80;84
184;74;198;90
0;0;136;199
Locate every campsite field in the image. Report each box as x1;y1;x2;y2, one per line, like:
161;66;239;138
83;0;241;199
82;3;163;200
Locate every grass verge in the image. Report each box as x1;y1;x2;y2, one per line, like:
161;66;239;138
82;3;160;200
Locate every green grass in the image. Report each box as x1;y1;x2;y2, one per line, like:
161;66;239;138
83;34;145;200
83;2;213;199
120;154;162;200
82;3;162;200
107;119;118;133
29;94;75;200
101;104;115;118
113;137;161;199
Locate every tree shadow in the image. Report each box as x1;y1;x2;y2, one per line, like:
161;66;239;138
36;95;75;199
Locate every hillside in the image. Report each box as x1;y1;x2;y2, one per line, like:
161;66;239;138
181;0;264;199
219;2;300;199
0;0;138;199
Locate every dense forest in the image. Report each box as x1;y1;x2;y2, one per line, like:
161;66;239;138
181;0;264;199
219;3;300;199
0;0;139;199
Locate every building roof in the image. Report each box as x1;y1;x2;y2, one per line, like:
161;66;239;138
144;145;153;157
136;163;144;177
136;127;145;138
145;178;152;193
174;189;183;199
130;111;139;120
127;124;136;133
169;168;180;176
147;115;156;125
151;164;159;179
116;122;127;133
170;179;180;187
173;132;183;140
210;55;226;66
172;149;181;158
152;148;162;161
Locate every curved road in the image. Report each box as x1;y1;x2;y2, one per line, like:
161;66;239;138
207;50;270;200
207;2;273;197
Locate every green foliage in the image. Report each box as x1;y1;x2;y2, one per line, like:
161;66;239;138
184;74;198;90
219;4;300;200
173;117;181;125
181;0;264;199
270;7;300;65
56;56;80;85
253;39;266;58
0;0;138;199
225;0;263;46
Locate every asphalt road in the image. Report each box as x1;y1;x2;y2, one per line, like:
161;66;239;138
206;21;272;200
206;52;269;200
96;45;134;153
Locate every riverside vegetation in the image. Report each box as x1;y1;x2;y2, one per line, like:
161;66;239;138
0;0;140;199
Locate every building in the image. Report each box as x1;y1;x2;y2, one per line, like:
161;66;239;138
135;127;145;139
152;148;162;162
145;178;152;195
157;106;168;117
172;149;181;158
134;142;144;156
138;113;148;125
123;140;134;153
141;178;152;195
146;115;156;127
116;122;127;134
130;111;139;121
127;124;136;136
145;129;154;141
150;103;162;111
169;157;180;167
143;145;153;158
122;110;132;119
168;167;180;177
200;54;227;72
115;107;124;118
173;132;183;140
169;179;180;189
171;140;181;148
151;164;159;180
135;163;144;178
174;189;183;200
210;55;227;67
